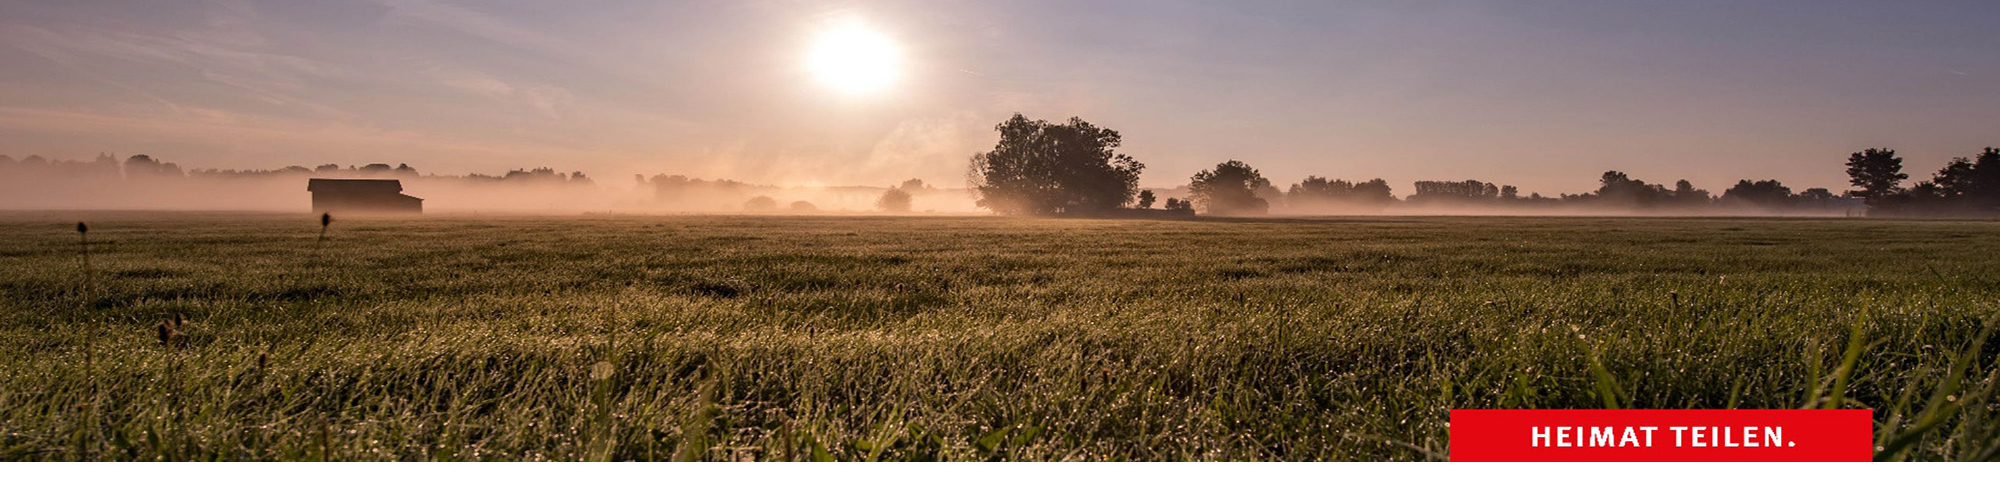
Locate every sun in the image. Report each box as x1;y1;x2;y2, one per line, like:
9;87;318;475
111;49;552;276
807;23;900;95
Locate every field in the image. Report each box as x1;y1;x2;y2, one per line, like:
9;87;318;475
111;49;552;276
1;212;1997;461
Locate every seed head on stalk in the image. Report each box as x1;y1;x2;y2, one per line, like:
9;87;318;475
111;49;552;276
74;221;97;459
76;222;89;270
317;213;332;246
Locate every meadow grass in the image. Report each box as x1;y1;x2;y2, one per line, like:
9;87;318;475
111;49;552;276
0;212;1995;461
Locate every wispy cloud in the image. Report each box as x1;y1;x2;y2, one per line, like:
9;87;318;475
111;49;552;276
0;2;349;119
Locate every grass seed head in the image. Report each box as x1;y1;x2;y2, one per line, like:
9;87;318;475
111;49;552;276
156;321;179;346
75;222;88;234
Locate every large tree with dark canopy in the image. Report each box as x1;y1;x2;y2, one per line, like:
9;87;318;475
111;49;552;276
1934;148;2000;209
1189;160;1272;215
1722;179;1795;207
1910;147;2000;213
1845;148;1907;205
967;113;1145;215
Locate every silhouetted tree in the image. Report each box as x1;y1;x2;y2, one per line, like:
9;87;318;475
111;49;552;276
899;178;928;192
122;154;183;177
1409;180;1499;203
1938;148;2000;210
877;187;912;213
790;200;818;212
1907;181;1949;204
1288;176;1395;209
1670;180;1712;206
967;113;1145;215
1594;171;1670;206
1349;179;1394;204
499;167;570;183
1136;189;1156;209
1189;160;1270;215
1845;148;1906;206
1795;187;1845;210
1933;157;1977;199
1288;176;1339;202
1722;179;1795;207
744;195;777;211
1975;148;2000;207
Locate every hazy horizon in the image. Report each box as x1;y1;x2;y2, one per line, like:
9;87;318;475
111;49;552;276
3;0;1997;196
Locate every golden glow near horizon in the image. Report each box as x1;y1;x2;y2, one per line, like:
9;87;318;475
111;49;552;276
807;22;900;95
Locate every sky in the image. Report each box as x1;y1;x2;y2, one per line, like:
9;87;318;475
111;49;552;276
1;0;1996;194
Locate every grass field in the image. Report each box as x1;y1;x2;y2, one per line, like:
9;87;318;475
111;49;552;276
1;213;1996;461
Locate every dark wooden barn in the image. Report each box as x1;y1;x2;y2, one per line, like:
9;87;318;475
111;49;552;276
307;178;423;214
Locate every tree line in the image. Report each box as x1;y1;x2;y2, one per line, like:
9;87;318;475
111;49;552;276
0;153;598;185
1846;148;2000;216
3;152;947;213
966;113;1994;217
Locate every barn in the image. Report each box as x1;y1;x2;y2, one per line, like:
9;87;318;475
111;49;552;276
307;178;423;214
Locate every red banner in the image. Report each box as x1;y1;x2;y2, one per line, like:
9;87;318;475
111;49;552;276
1449;409;1873;462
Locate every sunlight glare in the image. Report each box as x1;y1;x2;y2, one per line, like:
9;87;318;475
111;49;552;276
808;23;900;95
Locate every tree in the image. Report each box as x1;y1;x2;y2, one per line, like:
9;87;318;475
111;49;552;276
1907;181;1948;202
503;167;563;182
1918;148;2000;213
1409;180;1499;203
1136;189;1156;209
1349;179;1395;205
1188;160;1271;215
743;196;777;211
1944;148;2000;209
123;154;183;177
1289;176;1341;202
1594;171;1669;206
1671;180;1711;205
790;200;818;212
1975;148;2000;206
1722;179;1795;207
967;113;1145;215
1288;176;1396;209
899;178;927;192
1933;157;1977;199
877;188;912;213
1796;187;1840;209
1845;148;1906;204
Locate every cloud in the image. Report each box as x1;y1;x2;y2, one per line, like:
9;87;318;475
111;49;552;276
422;67;577;121
0;3;349;119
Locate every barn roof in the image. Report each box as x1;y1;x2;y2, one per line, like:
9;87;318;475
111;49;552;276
308;178;404;193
